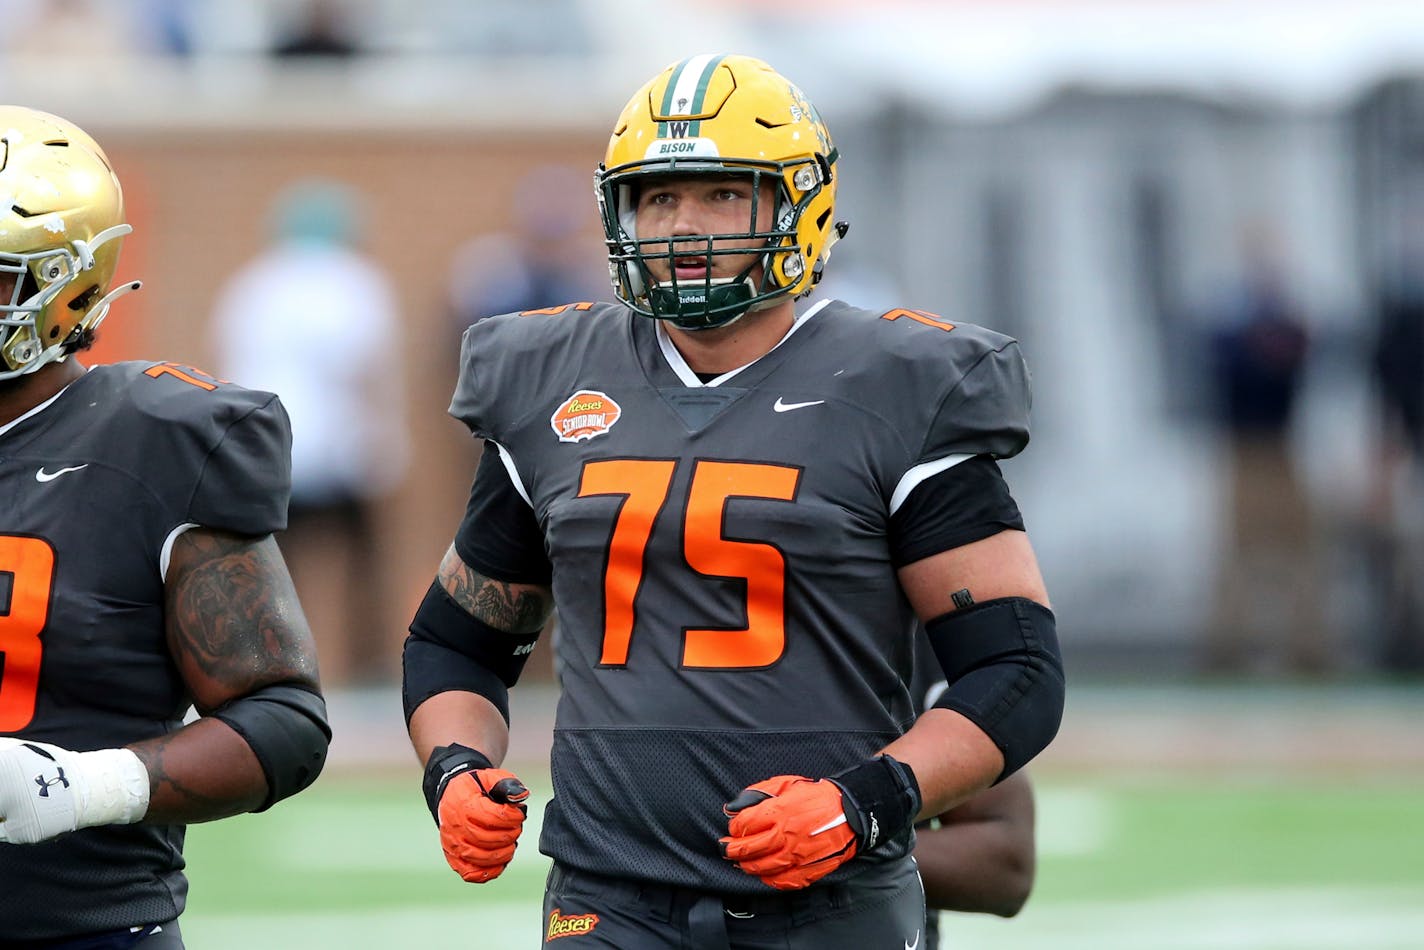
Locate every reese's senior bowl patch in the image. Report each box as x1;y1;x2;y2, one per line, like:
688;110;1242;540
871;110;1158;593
547;908;600;941
551;390;622;443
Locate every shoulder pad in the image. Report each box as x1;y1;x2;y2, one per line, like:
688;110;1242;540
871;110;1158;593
817;304;1033;462
105;362;293;535
449;303;626;439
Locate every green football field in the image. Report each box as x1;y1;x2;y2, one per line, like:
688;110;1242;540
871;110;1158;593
179;767;1424;949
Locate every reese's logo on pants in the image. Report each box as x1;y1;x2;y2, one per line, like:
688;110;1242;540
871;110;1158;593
550;390;622;443
547;908;600;941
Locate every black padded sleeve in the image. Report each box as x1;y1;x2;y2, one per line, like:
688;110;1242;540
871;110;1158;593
889;456;1025;567
453;443;552;585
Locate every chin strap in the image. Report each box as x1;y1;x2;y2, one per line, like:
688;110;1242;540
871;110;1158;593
650;276;758;330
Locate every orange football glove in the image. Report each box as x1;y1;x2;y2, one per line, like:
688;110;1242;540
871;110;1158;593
719;774;857;890
437;769;529;882
423;744;530;884
720;756;922;891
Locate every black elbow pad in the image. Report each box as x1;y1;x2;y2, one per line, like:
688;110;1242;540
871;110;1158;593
925;597;1064;781
401;580;541;725
402;635;511;726
214;683;331;811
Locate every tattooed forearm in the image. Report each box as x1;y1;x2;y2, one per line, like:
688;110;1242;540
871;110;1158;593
439;545;552;634
131;726;263;823
166;530;320;711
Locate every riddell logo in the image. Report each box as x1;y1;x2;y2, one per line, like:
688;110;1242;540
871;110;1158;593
547;908;600;941
550;390;622;443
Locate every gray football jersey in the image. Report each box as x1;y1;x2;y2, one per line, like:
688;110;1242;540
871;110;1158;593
452;299;1030;892
0;361;291;939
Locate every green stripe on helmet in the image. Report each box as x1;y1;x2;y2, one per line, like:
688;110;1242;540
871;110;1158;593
658;59;689;127
684;55;724;137
657;54;726;139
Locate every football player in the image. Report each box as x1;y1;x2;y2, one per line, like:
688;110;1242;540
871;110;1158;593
404;54;1064;947
911;639;1037;948
0;107;330;948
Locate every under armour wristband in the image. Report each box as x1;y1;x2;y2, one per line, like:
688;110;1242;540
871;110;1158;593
828;754;922;853
421;743;493;824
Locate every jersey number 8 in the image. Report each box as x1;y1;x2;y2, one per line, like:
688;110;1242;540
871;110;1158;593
0;535;55;732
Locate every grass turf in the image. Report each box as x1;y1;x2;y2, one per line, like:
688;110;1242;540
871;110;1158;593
178;768;1424;948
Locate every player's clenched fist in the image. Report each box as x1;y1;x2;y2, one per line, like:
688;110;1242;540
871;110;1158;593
720;775;856;890
0;737;150;844
720;755;922;891
422;743;529;883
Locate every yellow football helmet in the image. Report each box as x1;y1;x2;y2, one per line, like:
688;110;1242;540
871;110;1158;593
0;106;140;380
597;54;846;329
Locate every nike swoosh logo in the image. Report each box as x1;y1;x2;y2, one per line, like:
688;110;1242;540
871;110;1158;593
773;397;825;412
35;464;88;482
905;931;920;950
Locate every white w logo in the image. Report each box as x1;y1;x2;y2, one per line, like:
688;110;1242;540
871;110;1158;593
666;120;691;138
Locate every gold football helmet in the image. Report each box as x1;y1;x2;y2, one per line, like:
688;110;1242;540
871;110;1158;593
0;106;140;380
597;54;846;330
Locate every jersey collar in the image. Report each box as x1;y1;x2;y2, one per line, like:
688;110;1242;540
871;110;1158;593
655;298;833;388
0;374;84;439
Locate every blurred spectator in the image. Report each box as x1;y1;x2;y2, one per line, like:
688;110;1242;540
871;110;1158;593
1369;263;1424;671
446;162;606;338
1201;222;1328;674
271;0;361;58
211;179;408;686
2;0;145;59
400;0;592;57
138;0;196;56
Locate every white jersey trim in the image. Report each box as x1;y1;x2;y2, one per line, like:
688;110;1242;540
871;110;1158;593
160;523;199;582
655;299;833;388
0;383;73;438
488;439;534;508
889;454;975;517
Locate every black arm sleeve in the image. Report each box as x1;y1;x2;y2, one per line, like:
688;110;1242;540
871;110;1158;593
453;443;553;584
889;455;1025;567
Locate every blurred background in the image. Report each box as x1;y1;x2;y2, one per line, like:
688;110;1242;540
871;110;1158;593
5;0;1423;946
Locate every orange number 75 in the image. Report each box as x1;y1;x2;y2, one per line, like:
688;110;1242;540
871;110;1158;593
577;459;801;669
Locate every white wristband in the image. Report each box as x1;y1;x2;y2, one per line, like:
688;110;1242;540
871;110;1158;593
75;748;151;828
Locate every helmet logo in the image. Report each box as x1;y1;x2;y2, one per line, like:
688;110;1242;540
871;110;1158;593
550;390;623;443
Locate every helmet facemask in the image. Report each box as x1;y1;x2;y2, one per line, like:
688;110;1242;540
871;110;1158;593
0;226;135;379
599;163;821;330
0;107;141;381
598;54;844;332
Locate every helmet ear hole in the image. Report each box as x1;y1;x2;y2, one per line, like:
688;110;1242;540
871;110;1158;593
67;284;100;312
